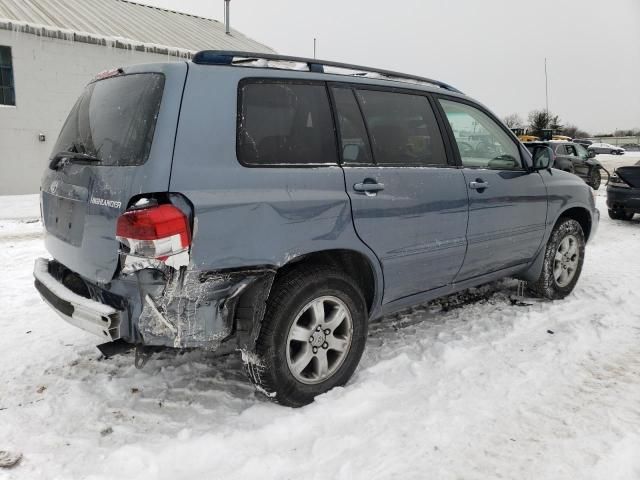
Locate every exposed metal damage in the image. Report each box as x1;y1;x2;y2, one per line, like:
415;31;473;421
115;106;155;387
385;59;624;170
122;256;276;350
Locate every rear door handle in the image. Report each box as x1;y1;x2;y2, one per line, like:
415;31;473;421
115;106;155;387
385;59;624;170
354;181;385;195
468;180;489;190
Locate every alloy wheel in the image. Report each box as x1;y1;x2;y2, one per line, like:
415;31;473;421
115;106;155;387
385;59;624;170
285;296;353;385
553;234;580;287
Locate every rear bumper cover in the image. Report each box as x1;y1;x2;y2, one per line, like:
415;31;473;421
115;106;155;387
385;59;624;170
34;257;276;351
607;186;640;212
33;258;122;341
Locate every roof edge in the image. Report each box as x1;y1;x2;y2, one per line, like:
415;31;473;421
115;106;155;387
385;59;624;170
119;0;225;24
0;19;196;58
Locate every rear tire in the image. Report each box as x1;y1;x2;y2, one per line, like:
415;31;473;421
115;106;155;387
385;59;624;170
608;209;634;221
246;264;368;407
528;218;585;300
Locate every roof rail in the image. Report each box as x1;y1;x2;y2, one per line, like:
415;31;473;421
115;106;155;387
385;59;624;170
192;50;463;94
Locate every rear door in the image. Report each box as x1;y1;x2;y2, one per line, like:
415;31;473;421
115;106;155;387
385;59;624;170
333;85;469;303
436;98;548;280
40;63;187;284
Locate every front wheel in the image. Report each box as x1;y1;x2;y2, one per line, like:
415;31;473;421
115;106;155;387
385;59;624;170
246;264;368;407
588;168;602;190
528;218;585;299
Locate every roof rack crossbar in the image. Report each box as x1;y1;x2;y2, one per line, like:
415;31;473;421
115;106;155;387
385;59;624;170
192;50;462;94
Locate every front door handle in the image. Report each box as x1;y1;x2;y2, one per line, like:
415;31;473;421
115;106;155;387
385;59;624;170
468;180;489;190
354;180;385;196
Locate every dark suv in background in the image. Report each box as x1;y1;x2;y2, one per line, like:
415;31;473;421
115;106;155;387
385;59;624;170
525;140;603;189
607;161;640;220
34;51;599;406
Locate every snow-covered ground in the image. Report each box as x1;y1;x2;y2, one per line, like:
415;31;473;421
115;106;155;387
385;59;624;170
1;177;640;479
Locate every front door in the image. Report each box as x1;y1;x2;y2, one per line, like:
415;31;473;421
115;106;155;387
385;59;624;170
437;98;548;281
332;86;469;302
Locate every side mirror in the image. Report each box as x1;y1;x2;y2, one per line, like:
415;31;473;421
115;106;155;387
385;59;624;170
588;149;596;158
531;146;554;170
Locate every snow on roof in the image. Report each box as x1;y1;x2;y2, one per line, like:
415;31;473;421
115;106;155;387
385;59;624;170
0;0;274;58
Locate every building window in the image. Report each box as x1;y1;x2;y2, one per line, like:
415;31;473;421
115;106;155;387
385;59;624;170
0;46;15;106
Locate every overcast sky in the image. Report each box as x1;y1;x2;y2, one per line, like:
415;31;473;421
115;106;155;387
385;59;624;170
143;0;639;134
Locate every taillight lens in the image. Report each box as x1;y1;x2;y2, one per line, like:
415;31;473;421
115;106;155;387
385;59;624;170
116;204;191;260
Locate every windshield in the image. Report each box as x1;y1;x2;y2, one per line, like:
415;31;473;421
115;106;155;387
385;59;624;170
52;73;165;166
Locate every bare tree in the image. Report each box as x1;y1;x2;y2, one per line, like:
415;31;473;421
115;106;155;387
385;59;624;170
503;113;523;129
563;124;590;139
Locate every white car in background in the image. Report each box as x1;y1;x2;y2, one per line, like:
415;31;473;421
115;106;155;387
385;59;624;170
588;143;625;155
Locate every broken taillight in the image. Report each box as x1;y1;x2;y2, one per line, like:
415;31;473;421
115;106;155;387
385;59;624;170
116;204;191;261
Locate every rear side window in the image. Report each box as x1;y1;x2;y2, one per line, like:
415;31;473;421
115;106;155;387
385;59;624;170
331;87;373;165
237;82;338;166
355;89;446;166
52;73;165;166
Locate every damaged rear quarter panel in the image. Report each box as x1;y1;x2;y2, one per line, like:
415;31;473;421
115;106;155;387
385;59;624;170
132;265;275;349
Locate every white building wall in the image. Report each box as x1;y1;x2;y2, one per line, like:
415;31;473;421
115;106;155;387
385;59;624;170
0;30;183;194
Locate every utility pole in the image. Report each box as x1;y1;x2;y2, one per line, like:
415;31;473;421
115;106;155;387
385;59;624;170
544;57;549;118
313;38;317;59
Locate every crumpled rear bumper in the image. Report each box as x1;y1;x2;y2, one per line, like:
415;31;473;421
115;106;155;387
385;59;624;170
33;257;122;341
34;257;275;351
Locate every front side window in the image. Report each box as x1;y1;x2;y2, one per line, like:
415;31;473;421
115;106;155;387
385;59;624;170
439;99;521;170
0;46;15;106
355;89;446;166
237;82;338;166
574;143;589;160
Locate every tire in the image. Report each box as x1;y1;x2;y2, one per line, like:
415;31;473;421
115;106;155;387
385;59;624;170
608;209;634;221
588;168;601;190
528;218;586;300
608;209;624;220
246;264;368;407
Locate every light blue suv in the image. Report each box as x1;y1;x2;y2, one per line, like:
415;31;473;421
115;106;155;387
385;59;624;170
34;51;599;406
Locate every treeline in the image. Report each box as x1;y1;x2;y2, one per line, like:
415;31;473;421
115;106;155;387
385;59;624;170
503;110;590;138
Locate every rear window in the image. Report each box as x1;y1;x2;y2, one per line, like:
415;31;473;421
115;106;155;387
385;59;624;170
52;73;165;166
237;81;338;166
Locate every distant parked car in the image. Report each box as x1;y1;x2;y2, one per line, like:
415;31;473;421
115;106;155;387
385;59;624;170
607;161;640;220
525;140;603;189
588;143;625;155
621;143;640;152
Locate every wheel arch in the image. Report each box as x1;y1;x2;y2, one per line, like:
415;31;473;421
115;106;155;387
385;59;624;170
273;248;380;316
516;205;593;283
233;248;383;346
556;206;593;242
